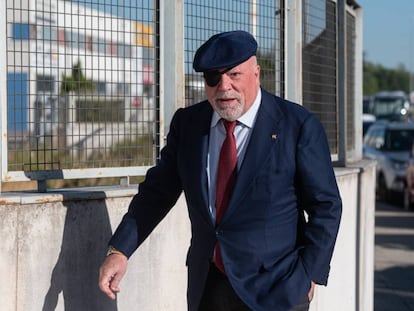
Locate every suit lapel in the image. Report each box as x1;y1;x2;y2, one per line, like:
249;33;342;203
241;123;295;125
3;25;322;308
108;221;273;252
221;91;285;223
190;103;214;225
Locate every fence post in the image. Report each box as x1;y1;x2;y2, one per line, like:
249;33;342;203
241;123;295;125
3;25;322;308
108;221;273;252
159;0;185;149
337;0;347;166
0;0;7;193
284;0;303;104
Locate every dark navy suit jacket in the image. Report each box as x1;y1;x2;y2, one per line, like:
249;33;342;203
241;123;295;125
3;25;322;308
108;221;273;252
110;89;342;311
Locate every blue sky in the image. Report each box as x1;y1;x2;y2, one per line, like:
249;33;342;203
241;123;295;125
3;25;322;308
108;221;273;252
359;0;414;70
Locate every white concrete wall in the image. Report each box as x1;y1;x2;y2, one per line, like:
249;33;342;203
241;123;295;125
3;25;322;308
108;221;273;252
311;168;360;311
0;161;375;311
357;161;376;311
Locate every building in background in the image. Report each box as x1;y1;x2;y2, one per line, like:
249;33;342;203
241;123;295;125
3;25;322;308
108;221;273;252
7;0;154;142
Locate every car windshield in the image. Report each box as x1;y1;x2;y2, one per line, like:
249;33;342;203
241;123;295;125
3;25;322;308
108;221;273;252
384;129;414;151
372;97;407;120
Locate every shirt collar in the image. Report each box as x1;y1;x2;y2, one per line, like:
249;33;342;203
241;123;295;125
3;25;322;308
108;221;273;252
211;89;262;128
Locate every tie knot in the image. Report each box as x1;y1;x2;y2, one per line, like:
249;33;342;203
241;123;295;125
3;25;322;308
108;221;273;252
223;120;237;133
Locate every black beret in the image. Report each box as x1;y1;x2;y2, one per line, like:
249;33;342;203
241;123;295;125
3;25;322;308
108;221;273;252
193;30;258;73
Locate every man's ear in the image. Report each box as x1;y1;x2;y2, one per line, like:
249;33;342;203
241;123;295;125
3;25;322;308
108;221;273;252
255;65;261;78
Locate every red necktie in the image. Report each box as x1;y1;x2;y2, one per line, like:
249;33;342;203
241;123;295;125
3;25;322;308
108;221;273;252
214;120;237;273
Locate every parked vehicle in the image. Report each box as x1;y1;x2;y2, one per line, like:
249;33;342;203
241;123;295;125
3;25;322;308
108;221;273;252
363;113;376;137
363;96;376;137
368;91;411;122
363;121;414;202
404;143;414;210
363;95;373;115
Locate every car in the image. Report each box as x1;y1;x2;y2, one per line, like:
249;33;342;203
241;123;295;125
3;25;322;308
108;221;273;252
363;121;414;203
369;91;411;122
363;113;376;137
363;95;373;115
404;143;414;210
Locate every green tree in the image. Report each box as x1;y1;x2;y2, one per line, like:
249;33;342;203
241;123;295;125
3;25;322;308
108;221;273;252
363;59;410;96
60;60;95;94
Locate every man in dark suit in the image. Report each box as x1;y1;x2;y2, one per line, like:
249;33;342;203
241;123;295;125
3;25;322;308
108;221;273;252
99;30;342;311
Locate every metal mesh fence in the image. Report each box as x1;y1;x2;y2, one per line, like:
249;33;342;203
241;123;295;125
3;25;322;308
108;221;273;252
3;0;360;190
347;11;356;151
302;0;338;154
184;0;283;107
6;0;157;181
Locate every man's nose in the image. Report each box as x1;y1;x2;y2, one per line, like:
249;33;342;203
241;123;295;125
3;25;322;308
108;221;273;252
217;73;231;90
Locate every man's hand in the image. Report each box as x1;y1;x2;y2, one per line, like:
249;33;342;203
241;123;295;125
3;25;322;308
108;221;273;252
99;253;128;300
308;281;316;302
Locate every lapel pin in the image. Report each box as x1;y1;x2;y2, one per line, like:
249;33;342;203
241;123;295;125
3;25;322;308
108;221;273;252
271;134;278;140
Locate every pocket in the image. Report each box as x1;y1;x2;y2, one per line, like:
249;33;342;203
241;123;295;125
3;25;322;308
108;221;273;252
259;247;306;286
262;246;304;271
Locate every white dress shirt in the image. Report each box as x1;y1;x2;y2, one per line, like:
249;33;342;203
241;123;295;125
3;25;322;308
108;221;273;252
207;89;262;220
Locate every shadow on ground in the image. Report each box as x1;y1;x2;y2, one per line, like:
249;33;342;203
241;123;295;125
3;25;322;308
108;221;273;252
375;200;414;311
375;265;414;311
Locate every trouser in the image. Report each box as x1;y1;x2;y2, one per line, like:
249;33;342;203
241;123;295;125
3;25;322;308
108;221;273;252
198;263;310;311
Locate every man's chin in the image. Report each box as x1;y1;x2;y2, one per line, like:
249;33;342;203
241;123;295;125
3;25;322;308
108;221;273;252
217;109;242;121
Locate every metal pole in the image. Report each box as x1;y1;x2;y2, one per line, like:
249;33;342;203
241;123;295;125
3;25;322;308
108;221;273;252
410;17;414;99
337;0;347;166
250;0;257;38
0;0;7;192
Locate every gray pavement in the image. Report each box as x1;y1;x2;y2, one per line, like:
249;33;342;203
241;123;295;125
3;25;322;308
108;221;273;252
375;201;414;311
